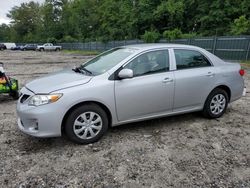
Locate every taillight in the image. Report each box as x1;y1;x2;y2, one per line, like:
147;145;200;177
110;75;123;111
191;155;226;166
239;69;245;76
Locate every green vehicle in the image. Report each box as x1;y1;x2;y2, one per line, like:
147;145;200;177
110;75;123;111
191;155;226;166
0;62;19;99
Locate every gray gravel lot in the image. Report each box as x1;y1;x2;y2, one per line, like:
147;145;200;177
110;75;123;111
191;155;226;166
0;50;250;188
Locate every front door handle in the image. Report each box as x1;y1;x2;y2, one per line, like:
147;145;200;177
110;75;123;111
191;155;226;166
162;77;173;83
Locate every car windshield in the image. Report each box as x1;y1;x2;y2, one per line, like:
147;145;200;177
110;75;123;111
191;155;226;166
80;48;137;75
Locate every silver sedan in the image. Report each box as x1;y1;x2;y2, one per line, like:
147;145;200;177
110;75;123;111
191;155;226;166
17;44;245;144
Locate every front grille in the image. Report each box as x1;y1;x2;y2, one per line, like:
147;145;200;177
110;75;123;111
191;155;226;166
20;94;30;103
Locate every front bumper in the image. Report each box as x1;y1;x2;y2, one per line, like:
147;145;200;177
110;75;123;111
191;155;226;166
16;87;63;138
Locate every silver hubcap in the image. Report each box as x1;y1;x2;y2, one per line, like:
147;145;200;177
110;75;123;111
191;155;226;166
73;112;103;140
210;94;226;115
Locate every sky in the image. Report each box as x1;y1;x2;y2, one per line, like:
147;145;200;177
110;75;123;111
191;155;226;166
0;0;44;24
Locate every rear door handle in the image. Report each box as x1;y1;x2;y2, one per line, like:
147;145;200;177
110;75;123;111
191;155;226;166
162;77;173;83
206;72;215;77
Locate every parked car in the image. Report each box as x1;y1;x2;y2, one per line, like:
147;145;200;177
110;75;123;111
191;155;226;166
4;43;16;49
11;45;23;50
37;43;62;51
21;44;37;51
17;44;245;144
0;43;7;50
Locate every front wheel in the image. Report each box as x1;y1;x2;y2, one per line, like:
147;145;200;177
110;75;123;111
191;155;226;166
65;104;109;144
203;88;229;119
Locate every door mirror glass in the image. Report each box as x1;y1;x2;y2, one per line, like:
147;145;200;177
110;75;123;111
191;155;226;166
118;68;133;79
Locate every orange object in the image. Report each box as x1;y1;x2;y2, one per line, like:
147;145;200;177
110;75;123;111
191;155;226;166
0;77;6;84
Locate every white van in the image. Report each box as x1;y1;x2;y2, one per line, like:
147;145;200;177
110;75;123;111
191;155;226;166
4;43;16;49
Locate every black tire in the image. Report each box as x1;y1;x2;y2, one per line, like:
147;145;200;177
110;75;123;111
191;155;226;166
55;48;60;51
40;48;44;52
65;104;109;144
203;88;229;119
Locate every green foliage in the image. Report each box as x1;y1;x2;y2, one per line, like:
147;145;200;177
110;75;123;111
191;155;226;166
181;32;198;39
47;37;57;43
142;30;160;43
163;29;182;40
62;35;78;42
231;15;250;35
154;0;184;31
6;1;41;42
0;0;250;43
0;24;12;42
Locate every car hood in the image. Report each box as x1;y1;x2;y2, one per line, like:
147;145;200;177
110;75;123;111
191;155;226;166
25;69;92;93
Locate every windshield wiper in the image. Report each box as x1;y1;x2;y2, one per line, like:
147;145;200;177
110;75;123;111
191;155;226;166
73;67;84;74
81;67;92;75
73;67;92;75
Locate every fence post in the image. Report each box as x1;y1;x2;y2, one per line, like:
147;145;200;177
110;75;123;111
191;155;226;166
212;36;217;54
245;38;250;61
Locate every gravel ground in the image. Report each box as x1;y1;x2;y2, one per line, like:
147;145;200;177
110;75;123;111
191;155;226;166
0;50;249;188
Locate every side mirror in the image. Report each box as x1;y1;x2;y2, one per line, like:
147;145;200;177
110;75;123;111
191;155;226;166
118;68;133;79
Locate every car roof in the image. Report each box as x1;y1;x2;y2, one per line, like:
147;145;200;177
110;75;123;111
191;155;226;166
122;43;203;50
121;43;225;66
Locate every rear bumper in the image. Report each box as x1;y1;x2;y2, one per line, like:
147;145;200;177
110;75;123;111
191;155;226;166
229;76;245;103
242;87;247;96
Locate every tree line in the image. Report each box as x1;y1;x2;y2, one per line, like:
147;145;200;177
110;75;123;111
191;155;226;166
0;0;250;43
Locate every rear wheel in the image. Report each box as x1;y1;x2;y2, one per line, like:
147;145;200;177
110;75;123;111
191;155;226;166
65;104;109;144
203;88;229;118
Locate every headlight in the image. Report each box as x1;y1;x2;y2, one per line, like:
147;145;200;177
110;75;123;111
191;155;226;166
28;94;62;106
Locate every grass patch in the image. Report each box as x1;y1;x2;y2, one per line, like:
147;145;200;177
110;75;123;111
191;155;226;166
241;60;250;64
240;60;250;69
63;50;100;56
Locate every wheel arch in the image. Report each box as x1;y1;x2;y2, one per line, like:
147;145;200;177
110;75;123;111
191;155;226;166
202;84;231;118
208;85;231;103
61;101;112;135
